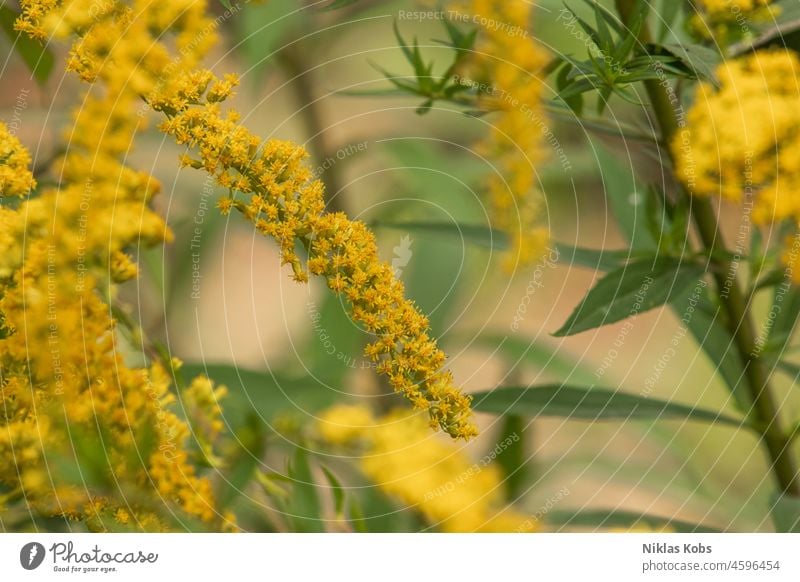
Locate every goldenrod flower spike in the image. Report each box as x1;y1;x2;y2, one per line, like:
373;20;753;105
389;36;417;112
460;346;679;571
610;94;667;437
450;0;550;271
3;0;227;529
149;73;478;439
17;1;477;439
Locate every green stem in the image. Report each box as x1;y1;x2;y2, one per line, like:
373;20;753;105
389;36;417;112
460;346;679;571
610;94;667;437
614;0;799;496
277;47;345;213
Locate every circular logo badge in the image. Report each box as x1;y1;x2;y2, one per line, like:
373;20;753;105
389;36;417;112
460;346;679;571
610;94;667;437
20;542;46;570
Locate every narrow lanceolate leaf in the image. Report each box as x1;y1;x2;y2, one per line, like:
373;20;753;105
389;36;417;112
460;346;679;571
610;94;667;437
286;447;324;533
553;257;706;337
647;43;721;83
320;466;346;519
216;414;266;510
0;7;55;85
471;385;743;427
547;509;723;533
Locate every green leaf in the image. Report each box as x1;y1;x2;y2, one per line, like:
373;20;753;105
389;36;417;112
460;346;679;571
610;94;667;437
771;493;800;532
0;6;55;85
321;466;346;518
285;447;324;532
393;21;418;73
548;509;723;532
216;413;265;509
612;13;644;65
585;0;626;37
553;257;706;337
563;4;604;52
377;71;425;96
441;17;478;54
592;2;614;52
392;22;435;94
594;143;657;251
472;385;743;426
610;83;643;105
556;62;584;115
596;85;612;115
647;43;721;83
558;77;598;101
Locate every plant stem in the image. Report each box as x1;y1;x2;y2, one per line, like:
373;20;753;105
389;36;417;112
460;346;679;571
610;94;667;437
614;0;799;496
277;47;345;213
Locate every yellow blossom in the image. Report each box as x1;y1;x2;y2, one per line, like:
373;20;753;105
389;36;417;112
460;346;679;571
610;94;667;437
689;0;777;45
6;0;227;530
318;405;377;445
10;0;479;538
449;0;550;272
319;406;535;532
673;49;800;280
674;49;800;219
148;72;477;439
0;122;36;197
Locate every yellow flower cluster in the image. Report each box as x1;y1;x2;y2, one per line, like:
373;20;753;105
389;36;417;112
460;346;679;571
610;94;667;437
318;405;535;532
17;0;477;443
674;49;800;280
4;0;229;529
674;49;800;215
451;0;550;271
0;122;36;197
183;375;229;449
148;72;476;439
689;0;777;45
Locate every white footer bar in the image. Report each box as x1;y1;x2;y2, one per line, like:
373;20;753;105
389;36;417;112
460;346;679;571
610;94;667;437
1;534;797;581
